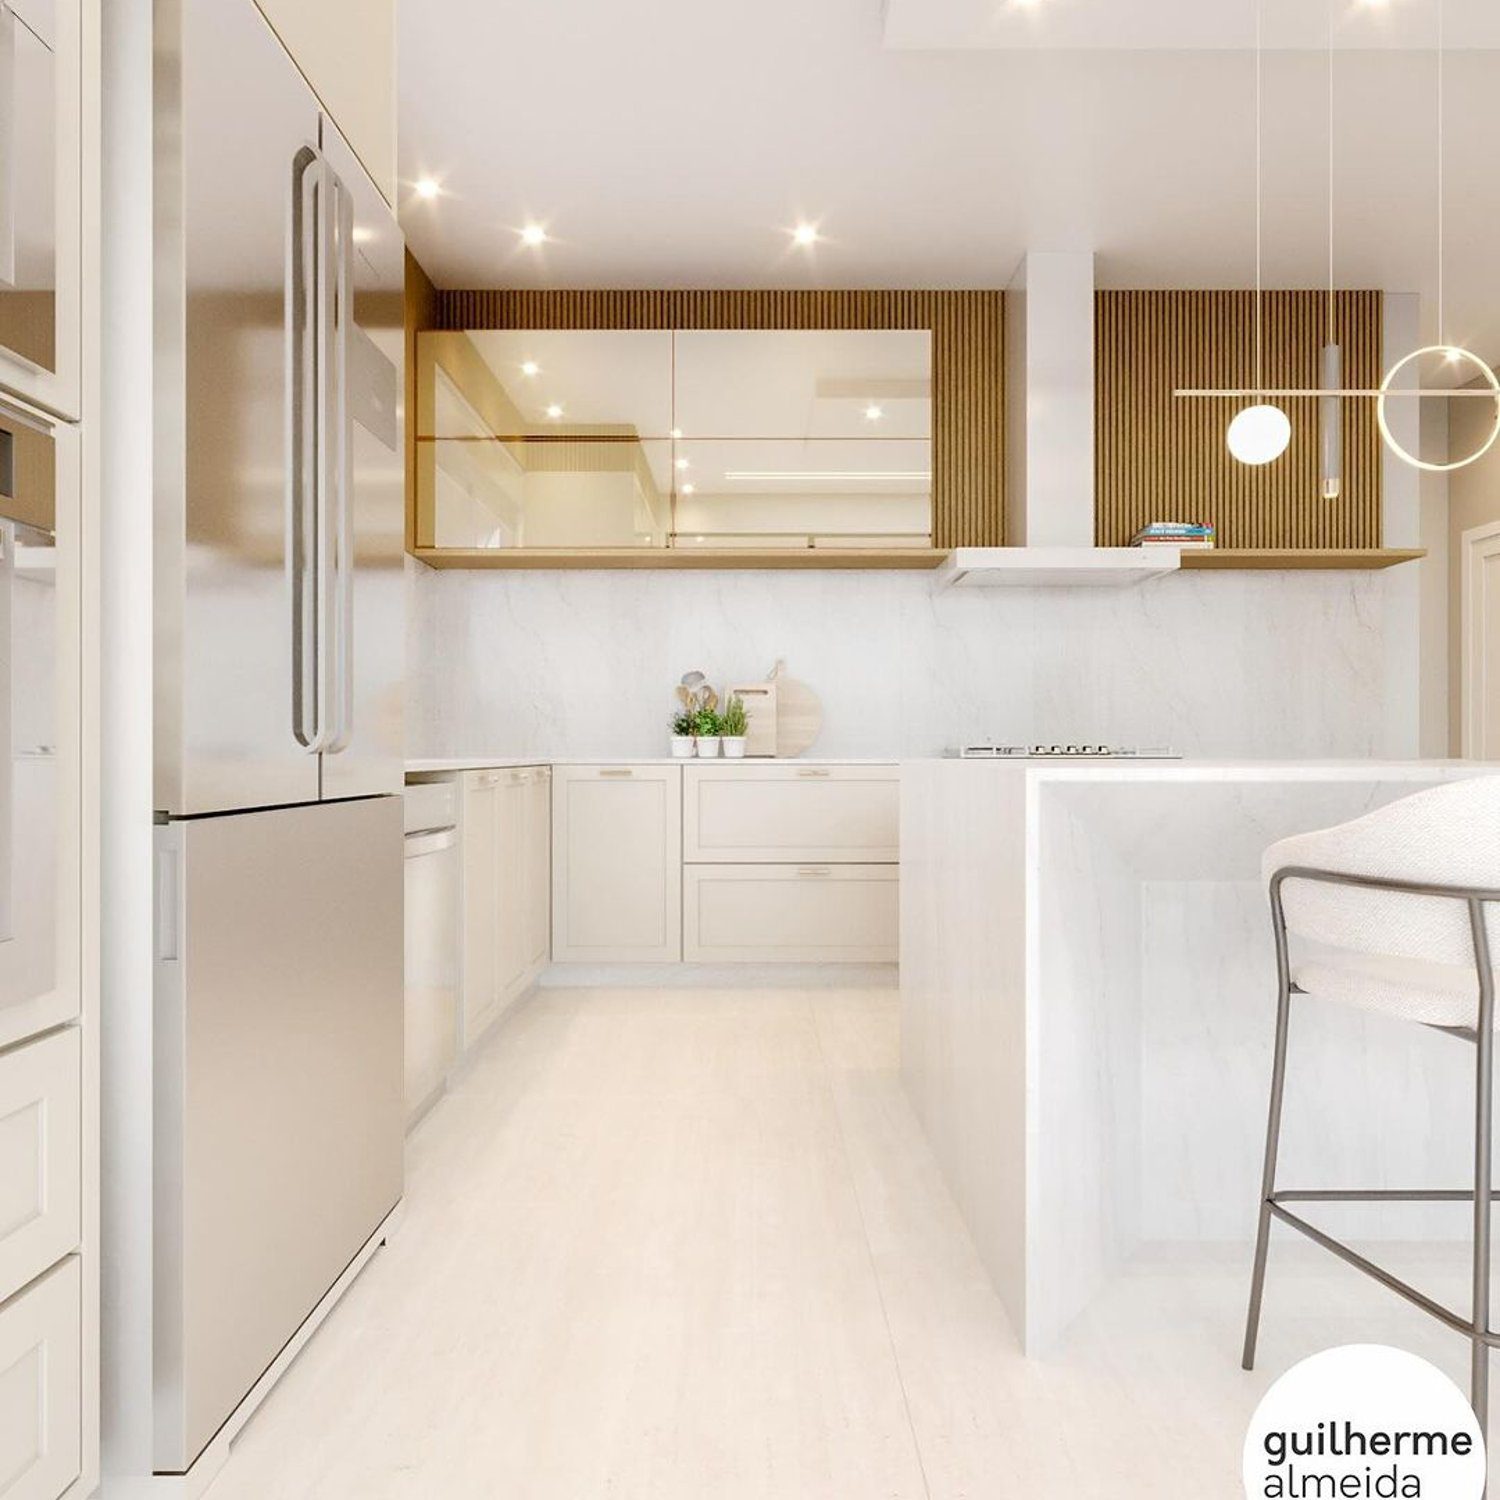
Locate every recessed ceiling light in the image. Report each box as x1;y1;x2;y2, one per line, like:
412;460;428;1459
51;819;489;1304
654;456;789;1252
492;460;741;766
521;361;540;377
792;223;819;247
675;457;690;471
414;177;440;200
520;223;548;247
863;405;884;422
681;483;695;495
546;403;564;419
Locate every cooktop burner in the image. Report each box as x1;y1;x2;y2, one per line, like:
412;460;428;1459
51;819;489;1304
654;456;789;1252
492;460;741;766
948;743;1181;759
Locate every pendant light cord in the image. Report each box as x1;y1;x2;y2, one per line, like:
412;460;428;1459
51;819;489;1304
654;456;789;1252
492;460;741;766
1437;0;1445;347
1327;0;1335;346
1254;0;1263;392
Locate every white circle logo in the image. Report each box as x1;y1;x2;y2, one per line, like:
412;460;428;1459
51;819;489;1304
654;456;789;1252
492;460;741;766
1244;1345;1486;1499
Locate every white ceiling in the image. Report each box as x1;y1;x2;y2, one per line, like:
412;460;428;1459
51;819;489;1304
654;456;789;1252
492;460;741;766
398;0;1500;358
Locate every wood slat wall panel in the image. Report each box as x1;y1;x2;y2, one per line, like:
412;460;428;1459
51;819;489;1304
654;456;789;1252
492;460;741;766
1095;290;1383;548
435;289;1005;547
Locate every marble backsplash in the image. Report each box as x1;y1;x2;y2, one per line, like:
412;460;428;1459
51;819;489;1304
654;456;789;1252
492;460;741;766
405;563;1411;760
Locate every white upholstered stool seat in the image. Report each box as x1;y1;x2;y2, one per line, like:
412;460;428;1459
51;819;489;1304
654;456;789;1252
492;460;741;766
1262;775;1500;1029
1292;949;1500;1030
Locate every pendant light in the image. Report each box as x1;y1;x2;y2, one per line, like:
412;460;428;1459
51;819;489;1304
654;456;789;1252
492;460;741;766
1376;0;1500;473
1228;0;1292;466
1320;0;1342;500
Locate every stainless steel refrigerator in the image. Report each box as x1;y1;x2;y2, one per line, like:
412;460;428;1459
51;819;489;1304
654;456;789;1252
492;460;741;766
151;0;406;1474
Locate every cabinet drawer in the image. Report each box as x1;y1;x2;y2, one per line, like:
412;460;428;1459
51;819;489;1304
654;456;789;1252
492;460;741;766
683;765;898;863
0;1256;80;1500
0;1030;79;1305
684;864;897;963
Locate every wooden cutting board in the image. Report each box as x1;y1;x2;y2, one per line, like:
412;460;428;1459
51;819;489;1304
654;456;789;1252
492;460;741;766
767;660;822;757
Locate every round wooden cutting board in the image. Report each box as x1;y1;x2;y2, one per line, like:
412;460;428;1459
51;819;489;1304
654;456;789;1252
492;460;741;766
768;660;822;757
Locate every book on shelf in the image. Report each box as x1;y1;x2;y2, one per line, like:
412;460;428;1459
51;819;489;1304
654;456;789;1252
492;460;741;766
1132;538;1215;550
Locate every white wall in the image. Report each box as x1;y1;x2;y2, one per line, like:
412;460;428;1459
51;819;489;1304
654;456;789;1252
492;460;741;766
407;566;1419;760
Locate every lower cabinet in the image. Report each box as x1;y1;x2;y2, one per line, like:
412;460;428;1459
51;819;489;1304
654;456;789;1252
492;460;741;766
459;766;551;1045
0;1257;81;1500
684;864;898;962
551;766;682;963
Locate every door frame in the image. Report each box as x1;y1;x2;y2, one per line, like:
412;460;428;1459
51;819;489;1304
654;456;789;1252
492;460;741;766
1460;518;1500;759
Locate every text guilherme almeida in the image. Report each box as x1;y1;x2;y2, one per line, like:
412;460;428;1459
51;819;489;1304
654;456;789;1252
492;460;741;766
1260;1421;1478;1497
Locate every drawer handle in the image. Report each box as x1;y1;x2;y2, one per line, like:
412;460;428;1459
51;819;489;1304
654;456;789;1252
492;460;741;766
796;866;832;877
598;768;634;778
478;773;500;786
796;768;831;778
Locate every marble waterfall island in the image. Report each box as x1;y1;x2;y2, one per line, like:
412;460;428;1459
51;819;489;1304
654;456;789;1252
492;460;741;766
900;759;1498;1357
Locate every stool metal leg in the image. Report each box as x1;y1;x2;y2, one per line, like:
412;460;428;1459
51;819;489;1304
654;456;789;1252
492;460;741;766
1243;891;1296;1372
1469;898;1496;1449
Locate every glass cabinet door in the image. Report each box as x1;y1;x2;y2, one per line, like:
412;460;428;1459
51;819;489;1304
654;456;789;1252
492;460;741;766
0;0;81;418
0;396;77;1048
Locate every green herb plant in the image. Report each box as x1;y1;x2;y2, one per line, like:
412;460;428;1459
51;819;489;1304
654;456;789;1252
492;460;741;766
672;711;696;737
693;707;722;738
721;695;747;738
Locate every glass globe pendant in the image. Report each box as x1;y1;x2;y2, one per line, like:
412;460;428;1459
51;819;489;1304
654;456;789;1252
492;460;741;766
1226;403;1292;465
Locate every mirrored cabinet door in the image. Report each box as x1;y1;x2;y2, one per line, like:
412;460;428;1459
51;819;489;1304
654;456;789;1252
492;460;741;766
0;399;78;1050
0;0;81;419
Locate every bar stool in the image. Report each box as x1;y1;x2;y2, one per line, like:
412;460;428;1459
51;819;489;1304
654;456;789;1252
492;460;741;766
1242;775;1500;1429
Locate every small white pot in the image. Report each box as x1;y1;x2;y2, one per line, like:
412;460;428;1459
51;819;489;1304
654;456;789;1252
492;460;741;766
670;735;695;758
696;736;722;758
721;736;747;759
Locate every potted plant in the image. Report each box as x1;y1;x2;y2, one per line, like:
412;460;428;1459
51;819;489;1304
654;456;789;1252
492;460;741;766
693;707;723;757
670;711;696;758
720;695;748;758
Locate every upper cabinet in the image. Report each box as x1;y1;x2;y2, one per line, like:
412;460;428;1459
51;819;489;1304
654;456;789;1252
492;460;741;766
252;0;395;206
0;0;82;419
414;328;936;562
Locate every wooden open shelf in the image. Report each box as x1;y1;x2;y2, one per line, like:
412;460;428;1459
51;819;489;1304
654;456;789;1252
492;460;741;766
411;546;950;571
1176;548;1426;571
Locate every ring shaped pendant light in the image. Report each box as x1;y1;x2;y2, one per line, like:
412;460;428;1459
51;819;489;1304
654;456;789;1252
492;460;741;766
1377;346;1500;474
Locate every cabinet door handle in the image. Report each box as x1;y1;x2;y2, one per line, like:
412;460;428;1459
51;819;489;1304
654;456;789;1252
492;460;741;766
477;772;500;786
598;768;633;778
796;768;831;778
796;866;832;877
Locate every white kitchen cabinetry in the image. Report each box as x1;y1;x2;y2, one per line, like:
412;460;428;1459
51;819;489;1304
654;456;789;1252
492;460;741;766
684;764;899;864
684;864;898;962
683;763;898;962
552;765;682;963
0;1257;81;1500
0;1031;80;1305
458;767;550;1046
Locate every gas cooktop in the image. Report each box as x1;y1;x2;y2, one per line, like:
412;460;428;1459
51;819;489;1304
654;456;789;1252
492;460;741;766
948;743;1181;759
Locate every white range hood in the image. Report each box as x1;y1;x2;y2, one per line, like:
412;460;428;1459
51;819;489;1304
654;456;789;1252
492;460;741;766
942;251;1183;588
938;546;1179;588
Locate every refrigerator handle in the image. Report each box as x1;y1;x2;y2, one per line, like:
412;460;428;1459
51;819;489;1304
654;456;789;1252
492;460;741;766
0;4;16;288
313;155;339;757
287;146;325;752
326;172;355;755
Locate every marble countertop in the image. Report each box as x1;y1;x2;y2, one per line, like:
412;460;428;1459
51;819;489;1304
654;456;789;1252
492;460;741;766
921;757;1494;781
407;755;900;773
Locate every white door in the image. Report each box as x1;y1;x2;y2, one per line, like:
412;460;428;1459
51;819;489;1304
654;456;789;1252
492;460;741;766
552;766;681;964
494;772;527;1001
1462;521;1500;759
460;772;499;1043
524;769;551;968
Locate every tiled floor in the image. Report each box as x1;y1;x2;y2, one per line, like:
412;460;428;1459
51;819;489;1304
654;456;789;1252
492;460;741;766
204;985;1489;1499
